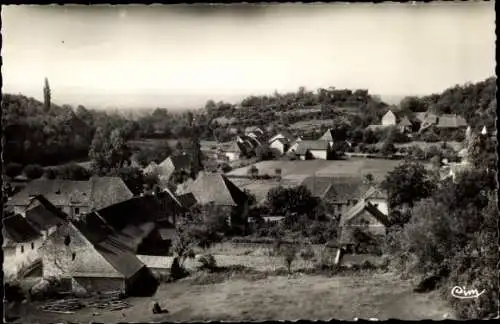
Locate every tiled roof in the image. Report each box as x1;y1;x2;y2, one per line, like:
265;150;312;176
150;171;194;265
186;172;247;206
3;214;41;243
295;140;330;155
72;215;145;279
437;114;468;128
361;186;388;200
340;200;390;228
25;195;68;232
6;177;133;211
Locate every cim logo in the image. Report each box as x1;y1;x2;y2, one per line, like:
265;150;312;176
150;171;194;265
451;286;486;299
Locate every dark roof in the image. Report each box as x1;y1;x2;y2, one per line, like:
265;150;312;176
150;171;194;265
25;195;68;232
177;192;198;209
340;200;390;228
72;215;145;279
93;191;184;231
6;177;133;211
436;114;468;128
186;172;247;206
3;214;41;243
295;140;330;155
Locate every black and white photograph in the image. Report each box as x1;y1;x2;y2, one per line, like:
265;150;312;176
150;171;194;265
2;2;497;322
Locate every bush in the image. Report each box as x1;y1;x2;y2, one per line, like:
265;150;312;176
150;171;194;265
23;164;44;179
198;254;218;272
5;163;23;178
44;167;59;179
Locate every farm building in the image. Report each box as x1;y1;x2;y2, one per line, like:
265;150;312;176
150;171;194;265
5;177;133;220
87;191;185;255
436;114;468;129
360;186;389;216
293;140;331;160
381;110;397;126
3;214;46;278
40;213;157;296
338;200;390;253
268;130;294;144
244;126;264;137
25;195;68;238
176;172;251;230
224;142;244;161
269;138;289;155
157;154;192;184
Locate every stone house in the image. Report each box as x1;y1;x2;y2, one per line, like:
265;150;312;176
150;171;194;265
293;140;331;160
40;213;157;296
269;138;289;155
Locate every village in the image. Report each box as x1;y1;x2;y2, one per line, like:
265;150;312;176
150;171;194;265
2;3;497;323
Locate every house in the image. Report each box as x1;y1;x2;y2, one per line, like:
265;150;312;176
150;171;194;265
381;110;397;126
88;190;185;255
3;214;45;279
25;195;68;238
40;213;157;296
436;114;468;129
398;116;413;133
5;177;133;220
360;186;389;216
268;130;294;144
338;200;390;253
176;172;250;229
269;138;289;155
296;176;369;218
157;154;192;184
224;142;243;161
293;140;330;160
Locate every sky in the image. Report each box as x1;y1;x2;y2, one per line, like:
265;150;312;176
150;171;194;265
2;3;496;110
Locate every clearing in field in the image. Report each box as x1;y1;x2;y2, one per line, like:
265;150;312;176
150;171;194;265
226;158;409;180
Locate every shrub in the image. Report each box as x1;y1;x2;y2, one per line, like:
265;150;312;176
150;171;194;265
5;163;23;178
44;167;59;179
23;164;44;179
198;254;218;273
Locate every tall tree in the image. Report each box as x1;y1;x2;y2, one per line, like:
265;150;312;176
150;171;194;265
187;111;203;177
43;77;51;112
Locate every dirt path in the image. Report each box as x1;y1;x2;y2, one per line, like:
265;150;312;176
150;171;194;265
11;272;454;323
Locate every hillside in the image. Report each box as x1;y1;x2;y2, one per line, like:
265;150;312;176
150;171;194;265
2;94;93;166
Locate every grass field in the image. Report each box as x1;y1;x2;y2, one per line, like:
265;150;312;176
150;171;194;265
10;272;454;322
394;141;464;152
226;158;414;182
290;119;335;130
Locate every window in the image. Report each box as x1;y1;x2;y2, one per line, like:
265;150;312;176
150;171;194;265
74;207;80;215
20;245;24;253
64;235;71;246
31;242;35;250
72;252;76;261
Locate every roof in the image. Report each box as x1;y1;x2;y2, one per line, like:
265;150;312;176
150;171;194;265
143;162;159;175
157;154;192;182
319;129;335;142
437;114;468;128
382;110;396;120
25;195;68;232
361;186;388;200
3;214;41;243
72;215;145;279
269;130;293;143
93;192;184;231
295;140;330;155
177;192;198;209
244;126;263;134
158;228;177;241
6;177;133;211
340;200;390;228
90;177;134;211
399;116;412;126
270;137;289;146
185;172;247;206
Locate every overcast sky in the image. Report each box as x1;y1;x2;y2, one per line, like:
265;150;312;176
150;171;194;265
2;3;496;110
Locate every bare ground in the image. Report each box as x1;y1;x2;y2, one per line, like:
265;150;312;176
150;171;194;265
9;272;454;323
